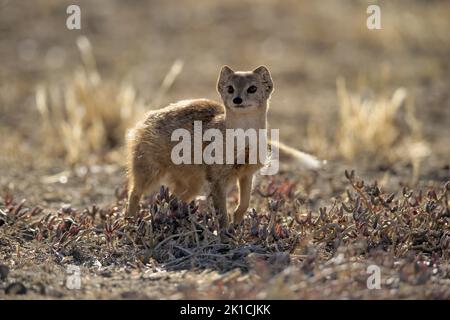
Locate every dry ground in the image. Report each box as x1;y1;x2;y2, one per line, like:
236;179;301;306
0;0;449;299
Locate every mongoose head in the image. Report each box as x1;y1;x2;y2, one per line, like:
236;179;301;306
217;65;274;113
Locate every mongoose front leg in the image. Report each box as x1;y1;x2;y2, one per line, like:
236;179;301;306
233;174;253;224
210;182;229;229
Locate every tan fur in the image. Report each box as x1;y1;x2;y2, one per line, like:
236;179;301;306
126;66;320;228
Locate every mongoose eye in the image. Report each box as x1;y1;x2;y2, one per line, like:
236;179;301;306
227;86;234;94
247;85;257;94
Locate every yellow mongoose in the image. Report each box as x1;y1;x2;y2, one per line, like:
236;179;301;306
126;66;321;227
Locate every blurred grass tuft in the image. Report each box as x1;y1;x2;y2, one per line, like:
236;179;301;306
35;36;182;165
336;77;429;164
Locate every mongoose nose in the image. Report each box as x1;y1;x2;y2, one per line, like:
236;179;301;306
233;97;243;105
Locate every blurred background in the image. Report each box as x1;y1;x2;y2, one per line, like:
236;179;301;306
0;0;449;206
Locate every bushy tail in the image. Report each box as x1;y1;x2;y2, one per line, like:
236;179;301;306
269;140;325;171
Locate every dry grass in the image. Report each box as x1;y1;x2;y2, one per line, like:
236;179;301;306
339;79;432;181
336;77;430;165
35;36;183;165
308;77;430;180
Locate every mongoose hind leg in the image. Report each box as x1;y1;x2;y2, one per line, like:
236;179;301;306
126;165;162;217
126;188;142;218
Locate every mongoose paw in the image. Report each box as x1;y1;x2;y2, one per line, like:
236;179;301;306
232;208;247;225
219;225;236;243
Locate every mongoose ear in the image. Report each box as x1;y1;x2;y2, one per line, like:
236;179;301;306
220;65;234;76
217;65;234;94
253;65;274;96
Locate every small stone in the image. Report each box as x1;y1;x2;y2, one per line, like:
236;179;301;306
121;291;140;299
0;265;9;280
100;270;112;278
5;282;27;295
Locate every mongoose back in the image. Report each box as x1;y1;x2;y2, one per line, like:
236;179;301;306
126;66;321;227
